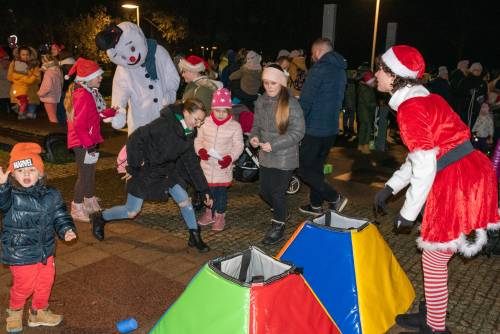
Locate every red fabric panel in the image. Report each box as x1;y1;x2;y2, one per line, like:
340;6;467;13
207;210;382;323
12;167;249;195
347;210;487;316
397;94;470;157
422;150;499;242
249;274;340;334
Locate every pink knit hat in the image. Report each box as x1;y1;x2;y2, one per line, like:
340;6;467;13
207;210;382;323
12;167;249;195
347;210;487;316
211;88;232;110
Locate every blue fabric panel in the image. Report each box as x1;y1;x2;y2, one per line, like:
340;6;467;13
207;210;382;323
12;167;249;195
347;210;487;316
280;223;362;334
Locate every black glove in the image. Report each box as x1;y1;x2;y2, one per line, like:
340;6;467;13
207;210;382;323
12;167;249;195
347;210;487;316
374;185;393;214
393;214;415;234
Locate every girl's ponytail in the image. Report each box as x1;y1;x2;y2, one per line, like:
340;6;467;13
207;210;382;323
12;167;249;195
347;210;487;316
275;87;290;134
64;83;75;121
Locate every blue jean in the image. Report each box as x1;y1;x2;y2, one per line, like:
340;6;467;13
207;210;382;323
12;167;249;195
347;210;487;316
102;184;198;229
210;186;228;214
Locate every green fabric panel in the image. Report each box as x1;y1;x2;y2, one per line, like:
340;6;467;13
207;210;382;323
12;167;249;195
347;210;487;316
150;264;250;334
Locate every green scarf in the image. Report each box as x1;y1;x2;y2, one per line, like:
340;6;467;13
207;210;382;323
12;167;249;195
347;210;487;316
175;113;193;136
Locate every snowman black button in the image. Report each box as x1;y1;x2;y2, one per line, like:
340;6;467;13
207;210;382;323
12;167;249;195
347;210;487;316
149;84;154;89
145;73;150;78
153;98;158;103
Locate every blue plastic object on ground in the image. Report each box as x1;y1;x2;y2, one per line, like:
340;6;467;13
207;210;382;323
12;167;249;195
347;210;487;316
116;317;138;333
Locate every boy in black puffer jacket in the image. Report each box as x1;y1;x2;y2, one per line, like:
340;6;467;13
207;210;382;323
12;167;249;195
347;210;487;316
0;142;76;333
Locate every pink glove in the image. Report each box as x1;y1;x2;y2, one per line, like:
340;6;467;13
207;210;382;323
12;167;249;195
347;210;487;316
116;145;128;174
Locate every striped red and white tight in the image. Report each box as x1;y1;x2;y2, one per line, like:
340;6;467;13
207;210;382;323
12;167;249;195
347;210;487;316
422;249;454;331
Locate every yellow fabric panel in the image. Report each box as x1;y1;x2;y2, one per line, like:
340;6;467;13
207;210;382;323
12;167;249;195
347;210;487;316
351;224;415;334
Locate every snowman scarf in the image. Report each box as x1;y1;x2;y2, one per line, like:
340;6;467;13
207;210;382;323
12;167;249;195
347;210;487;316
141;39;158;81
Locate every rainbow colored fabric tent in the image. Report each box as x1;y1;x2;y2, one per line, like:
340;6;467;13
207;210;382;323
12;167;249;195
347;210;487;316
149;247;341;334
277;211;415;334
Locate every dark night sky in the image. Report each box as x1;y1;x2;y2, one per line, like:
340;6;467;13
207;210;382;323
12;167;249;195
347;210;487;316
1;0;499;71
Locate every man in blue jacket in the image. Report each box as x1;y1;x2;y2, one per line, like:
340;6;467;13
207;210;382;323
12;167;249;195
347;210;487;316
298;38;348;215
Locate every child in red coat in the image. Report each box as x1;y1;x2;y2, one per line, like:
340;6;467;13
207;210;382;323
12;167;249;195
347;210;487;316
65;58;116;222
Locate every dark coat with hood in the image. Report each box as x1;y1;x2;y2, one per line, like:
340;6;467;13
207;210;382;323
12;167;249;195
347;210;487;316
125;103;210;201
299;51;347;137
0;180;76;266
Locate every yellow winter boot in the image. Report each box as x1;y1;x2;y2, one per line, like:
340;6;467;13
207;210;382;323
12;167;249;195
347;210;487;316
6;308;23;333
28;308;63;327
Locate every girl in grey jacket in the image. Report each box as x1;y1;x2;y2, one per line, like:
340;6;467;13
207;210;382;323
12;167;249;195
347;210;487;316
249;64;305;245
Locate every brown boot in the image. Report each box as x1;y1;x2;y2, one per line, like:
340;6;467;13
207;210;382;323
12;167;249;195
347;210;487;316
28;308;63;327
6;308;23;333
212;212;226;231
197;208;214;226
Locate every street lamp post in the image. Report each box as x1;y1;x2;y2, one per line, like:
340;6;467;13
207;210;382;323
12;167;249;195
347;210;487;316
370;0;381;71
122;4;140;27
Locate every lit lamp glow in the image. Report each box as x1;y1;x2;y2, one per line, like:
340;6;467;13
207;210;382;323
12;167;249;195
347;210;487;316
122;4;140;27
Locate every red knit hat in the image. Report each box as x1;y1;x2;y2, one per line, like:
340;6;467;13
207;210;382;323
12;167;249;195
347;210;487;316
9;142;44;175
178;55;208;73
381;45;425;79
65;57;103;82
362;71;375;84
211;88;232;109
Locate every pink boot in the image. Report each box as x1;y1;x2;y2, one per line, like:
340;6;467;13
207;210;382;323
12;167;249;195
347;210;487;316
212;213;225;232
84;197;101;215
71;201;90;222
197;208;214;226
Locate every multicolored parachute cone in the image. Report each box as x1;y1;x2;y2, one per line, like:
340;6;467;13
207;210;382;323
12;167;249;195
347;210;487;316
149;246;341;334
277;211;415;334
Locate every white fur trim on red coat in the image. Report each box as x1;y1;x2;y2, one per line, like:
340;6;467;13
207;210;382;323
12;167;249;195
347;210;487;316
418;215;500;257
417;229;487;257
389;85;430;110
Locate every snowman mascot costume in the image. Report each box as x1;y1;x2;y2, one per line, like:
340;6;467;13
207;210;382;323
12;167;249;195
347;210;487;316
95;22;179;135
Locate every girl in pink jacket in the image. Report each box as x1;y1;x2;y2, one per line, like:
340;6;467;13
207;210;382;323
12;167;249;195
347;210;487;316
65;58;116;222
195;88;244;231
37;55;63;123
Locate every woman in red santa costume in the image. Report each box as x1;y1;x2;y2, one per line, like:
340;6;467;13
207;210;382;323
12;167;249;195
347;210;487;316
373;45;500;334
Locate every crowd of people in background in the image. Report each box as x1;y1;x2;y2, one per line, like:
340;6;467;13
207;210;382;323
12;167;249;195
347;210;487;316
0;42;499;155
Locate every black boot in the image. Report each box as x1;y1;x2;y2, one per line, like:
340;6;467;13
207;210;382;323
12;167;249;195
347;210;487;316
262;220;285;245
90;211;106;241
188;228;210;253
399;323;451;334
396;300;426;330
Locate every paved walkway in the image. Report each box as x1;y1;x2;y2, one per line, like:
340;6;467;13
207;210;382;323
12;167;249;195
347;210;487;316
0;114;498;333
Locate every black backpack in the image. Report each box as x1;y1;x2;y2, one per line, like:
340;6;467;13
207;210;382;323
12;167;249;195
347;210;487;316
43;133;73;164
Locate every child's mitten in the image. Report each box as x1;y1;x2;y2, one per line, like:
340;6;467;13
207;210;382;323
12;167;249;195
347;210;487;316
218;155;232;169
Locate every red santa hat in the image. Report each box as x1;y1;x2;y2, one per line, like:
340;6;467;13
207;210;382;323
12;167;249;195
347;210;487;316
381;45;425;79
178;55;208;73
362;71;375;85
65;57;103;82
